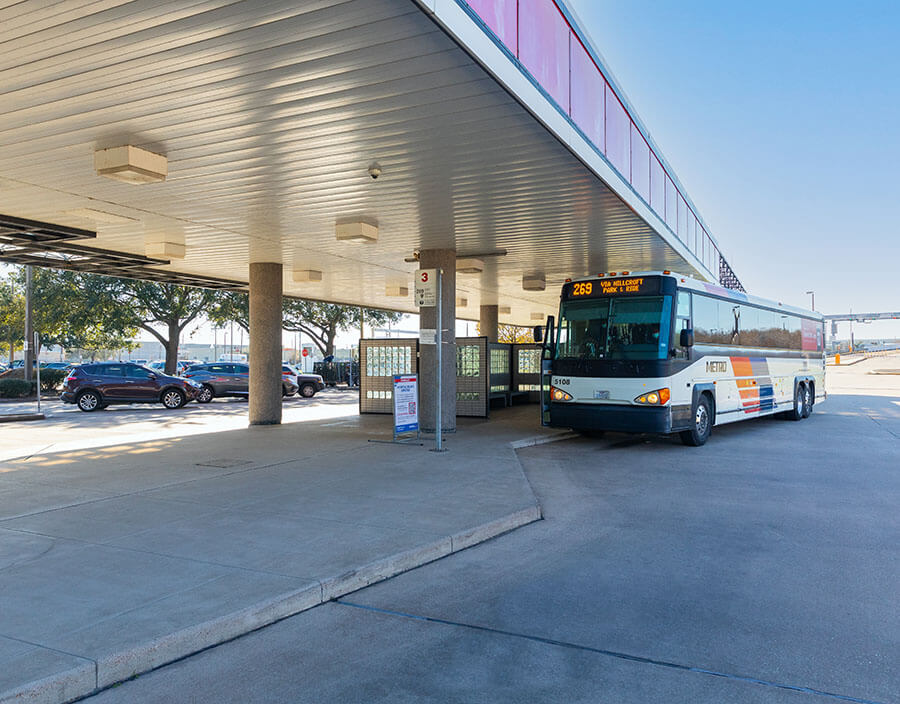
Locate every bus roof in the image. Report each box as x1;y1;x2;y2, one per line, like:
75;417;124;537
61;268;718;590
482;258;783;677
567;272;822;321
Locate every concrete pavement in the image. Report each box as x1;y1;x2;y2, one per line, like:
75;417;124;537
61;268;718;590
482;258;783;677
81;356;899;704
0;396;562;704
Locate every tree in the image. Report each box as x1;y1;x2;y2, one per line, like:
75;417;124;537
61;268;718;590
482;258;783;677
0;277;25;365
110;280;218;375
477;322;535;343
4;268;139;361
209;292;403;357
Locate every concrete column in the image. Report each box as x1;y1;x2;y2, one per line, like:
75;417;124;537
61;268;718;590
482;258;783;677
249;262;283;426
419;249;456;433
479;304;499;343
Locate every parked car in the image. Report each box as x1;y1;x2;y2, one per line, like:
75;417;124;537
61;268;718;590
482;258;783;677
283;365;325;398
60;362;201;411
182;362;298;403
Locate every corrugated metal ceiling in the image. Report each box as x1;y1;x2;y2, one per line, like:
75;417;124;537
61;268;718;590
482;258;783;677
0;0;701;323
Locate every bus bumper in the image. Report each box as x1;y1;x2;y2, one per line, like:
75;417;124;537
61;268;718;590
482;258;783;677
549;402;673;434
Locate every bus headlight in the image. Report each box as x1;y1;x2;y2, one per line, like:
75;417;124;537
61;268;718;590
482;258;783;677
551;386;573;402
634;387;670;405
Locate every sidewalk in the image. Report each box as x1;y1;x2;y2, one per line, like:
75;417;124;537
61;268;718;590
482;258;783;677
0;405;566;704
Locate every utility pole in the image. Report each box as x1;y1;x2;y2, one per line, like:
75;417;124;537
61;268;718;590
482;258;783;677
805;290;815;311
24;265;34;382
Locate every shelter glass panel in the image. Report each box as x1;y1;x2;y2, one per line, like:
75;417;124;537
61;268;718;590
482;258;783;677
665;174;678;231
677;193;687;242
569;35;605;151
630;124;650;201
466;0;518;52
605;85;631;178
650;153;665;218
518;0;570;110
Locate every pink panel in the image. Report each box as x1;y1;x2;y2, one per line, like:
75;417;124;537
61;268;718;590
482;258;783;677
605;84;630;178
569;36;605;151
650;153;665;218
518;0;570;109
664;174;677;231
688;212;698;254
677;194;687;242
630;123;650;201
466;0;518;53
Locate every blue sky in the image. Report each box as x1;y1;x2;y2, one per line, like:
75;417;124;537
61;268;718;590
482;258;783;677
566;0;900;339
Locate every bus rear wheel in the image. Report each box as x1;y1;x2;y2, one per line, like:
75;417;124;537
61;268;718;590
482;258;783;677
787;383;808;421
680;395;712;447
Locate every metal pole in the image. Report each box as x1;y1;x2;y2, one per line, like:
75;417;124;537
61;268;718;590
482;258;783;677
24;265;34;382
230;321;234;361
34;332;41;413
435;268;443;452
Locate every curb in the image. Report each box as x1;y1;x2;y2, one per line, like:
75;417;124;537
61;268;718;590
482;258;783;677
0;413;45;423
509;430;578;449
3;506;542;704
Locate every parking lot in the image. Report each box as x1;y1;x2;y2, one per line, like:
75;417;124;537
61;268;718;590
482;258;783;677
0;387;360;463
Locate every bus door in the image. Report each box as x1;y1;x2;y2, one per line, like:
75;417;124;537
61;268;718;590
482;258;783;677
673;290;692;360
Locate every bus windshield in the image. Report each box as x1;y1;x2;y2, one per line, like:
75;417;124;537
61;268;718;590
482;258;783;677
557;296;672;361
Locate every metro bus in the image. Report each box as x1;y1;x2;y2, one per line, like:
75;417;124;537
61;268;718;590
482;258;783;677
535;271;825;446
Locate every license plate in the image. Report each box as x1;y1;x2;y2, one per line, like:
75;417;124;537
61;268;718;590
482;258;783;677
593;390;610;400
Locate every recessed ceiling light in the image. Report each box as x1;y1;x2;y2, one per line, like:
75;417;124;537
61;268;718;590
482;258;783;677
499;305;511;315
65;207;137;224
385;284;408;297
456;258;484;274
530;312;545;321
293;269;323;283
336;222;378;243
523;273;546;291
94;146;167;184
456;296;468;307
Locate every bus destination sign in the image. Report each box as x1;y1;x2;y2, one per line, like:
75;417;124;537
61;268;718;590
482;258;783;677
565;277;659;299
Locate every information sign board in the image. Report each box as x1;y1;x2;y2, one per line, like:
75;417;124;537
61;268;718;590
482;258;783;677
393;375;419;434
419;328;436;345
415;269;437;307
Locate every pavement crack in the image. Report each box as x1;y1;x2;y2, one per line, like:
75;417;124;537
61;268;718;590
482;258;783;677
867;415;900;439
335;600;887;704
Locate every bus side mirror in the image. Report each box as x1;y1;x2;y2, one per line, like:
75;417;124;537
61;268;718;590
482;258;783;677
680;329;694;348
533;325;543;343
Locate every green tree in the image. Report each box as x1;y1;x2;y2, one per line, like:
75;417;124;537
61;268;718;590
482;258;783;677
8;268;139;360
0;277;25;365
109;280;218;375
209;292;402;357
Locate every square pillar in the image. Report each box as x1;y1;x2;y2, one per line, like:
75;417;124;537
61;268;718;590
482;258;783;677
249;262;283;425
479;304;499;343
419;249;456;432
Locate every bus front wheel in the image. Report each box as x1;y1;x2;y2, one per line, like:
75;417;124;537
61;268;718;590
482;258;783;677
680;395;712;447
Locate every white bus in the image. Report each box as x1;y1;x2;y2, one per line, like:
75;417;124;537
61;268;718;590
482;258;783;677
535;271;825;446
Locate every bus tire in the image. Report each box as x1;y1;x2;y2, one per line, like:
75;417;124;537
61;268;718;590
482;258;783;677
680;394;712;446
802;382;814;418
788;383;807;421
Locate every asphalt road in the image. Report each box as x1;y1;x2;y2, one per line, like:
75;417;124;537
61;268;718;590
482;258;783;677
75;362;900;703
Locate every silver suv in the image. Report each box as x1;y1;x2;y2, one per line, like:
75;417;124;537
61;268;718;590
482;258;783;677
183;363;298;403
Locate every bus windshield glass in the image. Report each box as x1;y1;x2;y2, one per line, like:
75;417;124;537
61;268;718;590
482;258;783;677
557;296;672;360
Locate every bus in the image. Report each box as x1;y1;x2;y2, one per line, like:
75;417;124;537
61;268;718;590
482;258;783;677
534;271;825;446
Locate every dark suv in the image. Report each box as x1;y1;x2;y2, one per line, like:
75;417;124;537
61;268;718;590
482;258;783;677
182;363;299;403
61;363;201;412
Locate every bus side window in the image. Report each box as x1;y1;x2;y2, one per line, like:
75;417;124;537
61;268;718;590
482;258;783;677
674;291;691;359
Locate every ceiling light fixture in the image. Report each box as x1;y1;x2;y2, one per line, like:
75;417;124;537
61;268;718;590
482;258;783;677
456;258;484;274
293;269;323;283
94;146;167;184
522;273;546;291
385;284;408;297
336;221;378;244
